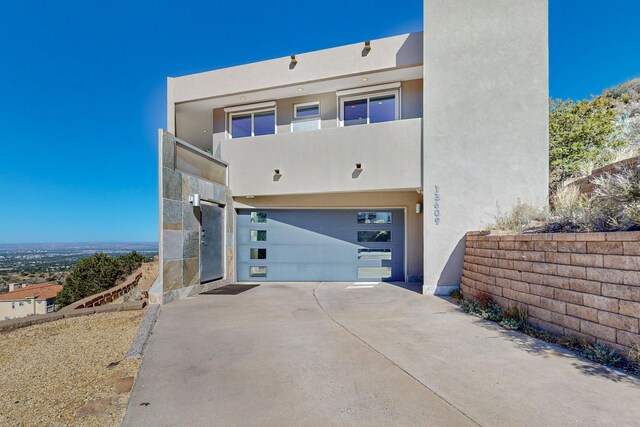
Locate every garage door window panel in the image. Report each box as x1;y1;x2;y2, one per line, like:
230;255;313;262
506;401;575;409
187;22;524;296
250;248;267;259
250;230;267;242
357;212;392;224
358;266;392;279
250;266;267;277
250;212;267;223
358;249;392;260
357;230;391;242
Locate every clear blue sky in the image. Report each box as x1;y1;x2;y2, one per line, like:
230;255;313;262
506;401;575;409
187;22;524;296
0;0;638;244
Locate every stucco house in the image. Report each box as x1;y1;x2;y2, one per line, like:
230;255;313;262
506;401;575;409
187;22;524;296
0;283;62;320
152;0;549;304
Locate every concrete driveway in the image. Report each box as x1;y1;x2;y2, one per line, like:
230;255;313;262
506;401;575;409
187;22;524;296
123;282;640;426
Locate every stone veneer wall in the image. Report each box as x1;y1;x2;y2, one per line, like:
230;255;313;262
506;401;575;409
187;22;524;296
462;231;640;356
152;131;235;304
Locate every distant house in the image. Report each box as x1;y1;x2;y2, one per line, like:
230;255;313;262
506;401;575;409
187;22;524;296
0;283;62;320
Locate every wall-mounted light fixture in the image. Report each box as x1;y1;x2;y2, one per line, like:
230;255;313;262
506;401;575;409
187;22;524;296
274;169;281;176
355;163;363;170
189;193;201;207
364;41;371;52
416;203;423;214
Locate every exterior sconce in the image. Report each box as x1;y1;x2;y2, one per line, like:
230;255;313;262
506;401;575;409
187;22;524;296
290;55;297;69
274;169;281;176
416;203;423;214
364;41;371;52
189;194;201;207
355;163;363;170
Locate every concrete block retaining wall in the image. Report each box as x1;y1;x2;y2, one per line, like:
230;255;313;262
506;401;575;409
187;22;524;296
563;155;640;196
59;270;142;311
461;231;640;356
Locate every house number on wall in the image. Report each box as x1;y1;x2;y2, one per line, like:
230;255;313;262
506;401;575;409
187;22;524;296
434;185;441;225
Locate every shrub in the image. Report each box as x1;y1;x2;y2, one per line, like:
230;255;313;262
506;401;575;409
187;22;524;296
630;345;640;374
489;201;548;232
558;335;587;352
475;291;494;310
491;164;640;233
55;251;150;308
460;299;479;315
500;304;528;331
480;303;504;322
582;342;623;367
449;288;463;301
521;324;556;343
459;294;503;322
549;97;620;191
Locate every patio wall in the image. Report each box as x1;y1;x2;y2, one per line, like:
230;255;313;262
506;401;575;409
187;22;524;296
461;231;640;356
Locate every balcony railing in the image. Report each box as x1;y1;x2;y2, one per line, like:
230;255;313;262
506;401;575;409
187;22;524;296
219;118;422;196
164;135;227;186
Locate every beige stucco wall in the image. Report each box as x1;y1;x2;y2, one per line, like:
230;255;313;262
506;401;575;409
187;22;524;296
219;118;422;197
234;191;424;282
169;33;423;104
422;0;549;294
0;299;48;320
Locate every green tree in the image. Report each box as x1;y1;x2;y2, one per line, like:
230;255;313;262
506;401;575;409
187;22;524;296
55;251;150;308
549;97;619;190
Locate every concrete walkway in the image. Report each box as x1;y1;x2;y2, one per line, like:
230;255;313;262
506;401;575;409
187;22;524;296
123;282;640;426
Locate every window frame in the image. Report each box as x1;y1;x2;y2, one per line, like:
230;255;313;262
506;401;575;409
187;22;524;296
293;101;320;119
338;89;400;127
291;101;321;133
227;107;277;139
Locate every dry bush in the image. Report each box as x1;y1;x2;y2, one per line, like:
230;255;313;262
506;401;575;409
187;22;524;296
489;201;548;232
475;291;493;310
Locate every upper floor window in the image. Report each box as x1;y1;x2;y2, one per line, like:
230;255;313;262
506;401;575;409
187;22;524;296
341;92;398;126
292;102;321;133
337;83;401;127
230;109;276;139
225;102;277;139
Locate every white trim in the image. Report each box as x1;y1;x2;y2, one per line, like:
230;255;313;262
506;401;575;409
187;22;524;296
224;101;276;113
293;101;320;119
338;90;400;127
336;82;401;97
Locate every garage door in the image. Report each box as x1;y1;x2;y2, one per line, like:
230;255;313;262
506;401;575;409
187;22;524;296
237;209;404;282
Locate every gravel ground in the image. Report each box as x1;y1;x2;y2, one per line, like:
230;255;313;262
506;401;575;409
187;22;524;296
0;310;144;426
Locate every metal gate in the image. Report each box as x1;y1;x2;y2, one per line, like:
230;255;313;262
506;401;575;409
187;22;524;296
200;204;225;283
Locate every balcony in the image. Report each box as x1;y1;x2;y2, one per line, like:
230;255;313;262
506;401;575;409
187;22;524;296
218;118;422;196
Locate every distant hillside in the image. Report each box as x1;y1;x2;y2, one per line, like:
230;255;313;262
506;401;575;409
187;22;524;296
603;77;640;100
